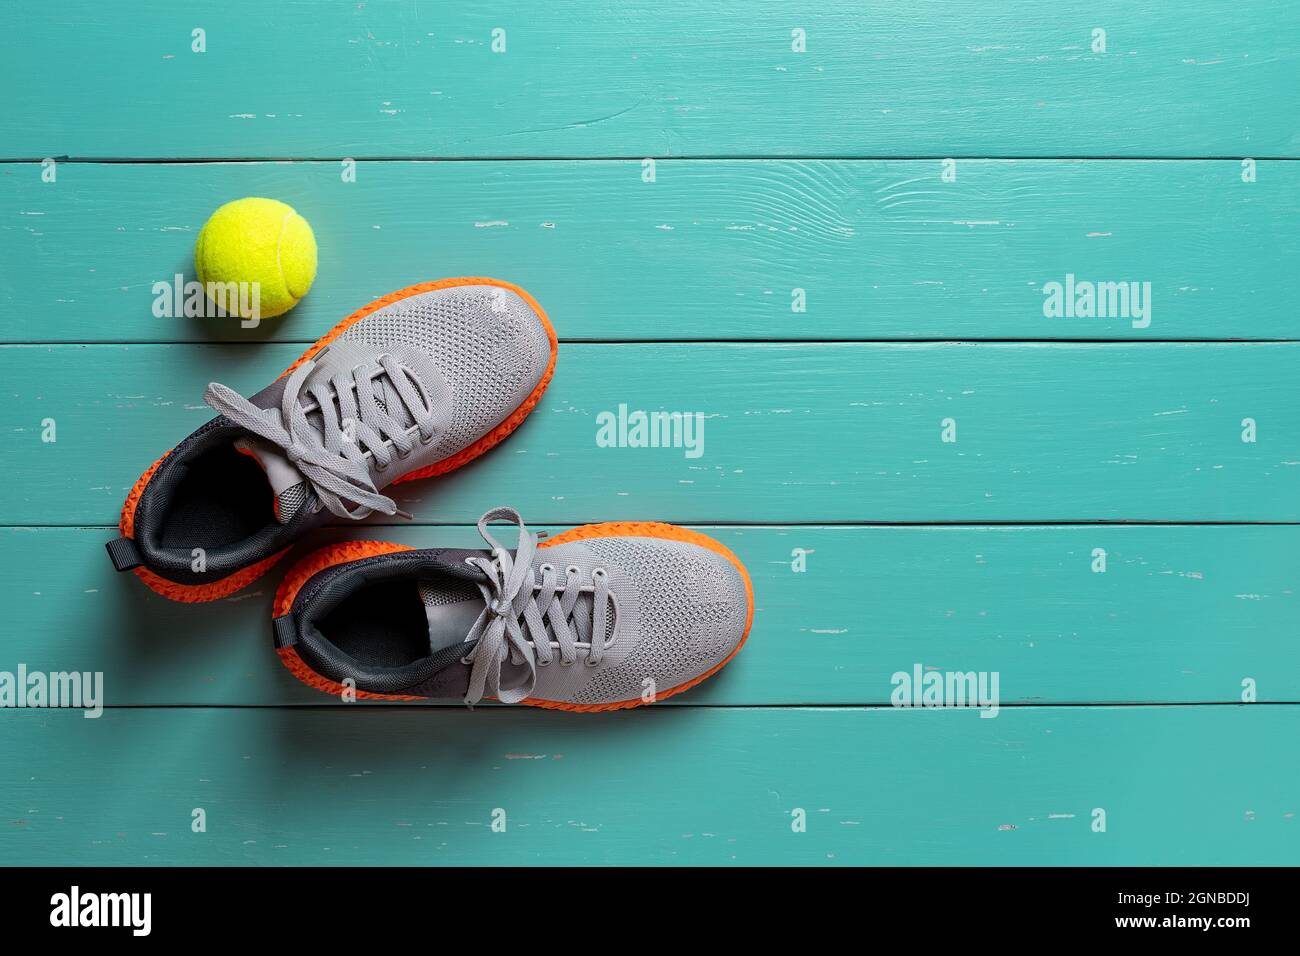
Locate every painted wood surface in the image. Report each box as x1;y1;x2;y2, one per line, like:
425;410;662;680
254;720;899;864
4;159;1297;343
0;706;1293;866
3;343;1296;526
4;2;1298;159
3;523;1296;706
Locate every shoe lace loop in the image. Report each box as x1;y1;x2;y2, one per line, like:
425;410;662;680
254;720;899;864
203;354;439;521
462;507;612;706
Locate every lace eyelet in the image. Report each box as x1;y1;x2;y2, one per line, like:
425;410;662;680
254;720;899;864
559;658;574;667
565;565;581;577
592;567;608;581
584;656;600;667
459;655;473;666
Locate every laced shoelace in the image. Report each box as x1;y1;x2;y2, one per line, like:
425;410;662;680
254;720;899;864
203;355;440;520
462;507;613;706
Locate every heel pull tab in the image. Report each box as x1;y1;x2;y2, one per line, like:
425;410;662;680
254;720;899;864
105;537;143;572
272;613;299;649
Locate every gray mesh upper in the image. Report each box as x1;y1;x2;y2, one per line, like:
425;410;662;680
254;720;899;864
419;578;478;608
525;535;749;706
339;285;552;463
275;481;311;523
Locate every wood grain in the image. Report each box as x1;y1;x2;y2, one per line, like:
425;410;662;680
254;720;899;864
4;1;1297;158
1;706;1293;865
3;343;1296;525
3;159;1297;343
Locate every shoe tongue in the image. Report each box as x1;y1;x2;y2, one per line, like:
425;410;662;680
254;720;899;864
419;577;486;654
418;571;617;656
234;436;311;525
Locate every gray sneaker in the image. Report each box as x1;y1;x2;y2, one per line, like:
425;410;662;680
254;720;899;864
106;279;557;602
271;507;754;710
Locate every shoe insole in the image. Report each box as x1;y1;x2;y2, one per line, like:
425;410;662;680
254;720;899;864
319;579;431;668
158;443;276;549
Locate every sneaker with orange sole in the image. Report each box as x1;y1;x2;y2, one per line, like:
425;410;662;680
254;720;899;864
270;507;754;710
105;279;557;602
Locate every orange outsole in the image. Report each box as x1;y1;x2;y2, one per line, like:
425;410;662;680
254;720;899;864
116;278;558;603
273;523;756;711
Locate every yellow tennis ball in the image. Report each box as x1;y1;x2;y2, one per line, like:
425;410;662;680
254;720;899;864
194;197;317;320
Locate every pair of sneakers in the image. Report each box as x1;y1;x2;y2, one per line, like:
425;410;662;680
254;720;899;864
106;278;753;710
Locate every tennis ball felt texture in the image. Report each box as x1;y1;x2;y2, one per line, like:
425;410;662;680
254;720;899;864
194;198;317;319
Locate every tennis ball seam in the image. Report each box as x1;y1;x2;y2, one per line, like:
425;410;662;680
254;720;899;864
276;208;302;303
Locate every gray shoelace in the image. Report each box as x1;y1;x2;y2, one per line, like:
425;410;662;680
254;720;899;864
462;507;612;706
203;354;440;520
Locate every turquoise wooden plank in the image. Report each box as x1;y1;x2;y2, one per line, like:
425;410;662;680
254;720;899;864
4;159;1297;343
4;525;1296;707
4;2;1297;158
3;343;1298;525
0;705;1293;865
